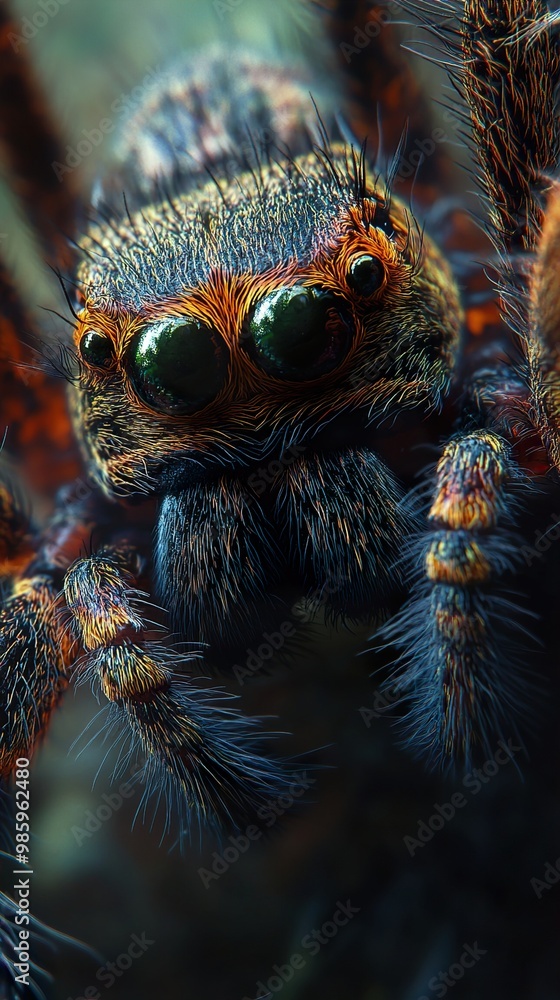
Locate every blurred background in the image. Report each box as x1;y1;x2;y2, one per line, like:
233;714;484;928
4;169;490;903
1;1;560;999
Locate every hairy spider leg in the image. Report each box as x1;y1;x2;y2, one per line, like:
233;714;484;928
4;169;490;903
380;429;535;767
64;543;296;837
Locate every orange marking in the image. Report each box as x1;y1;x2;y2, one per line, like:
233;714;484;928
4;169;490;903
429;433;508;531
425;538;491;584
64;558;143;651
99;645;170;702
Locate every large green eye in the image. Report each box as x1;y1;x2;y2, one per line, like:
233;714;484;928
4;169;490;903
244;286;352;380
129;317;230;415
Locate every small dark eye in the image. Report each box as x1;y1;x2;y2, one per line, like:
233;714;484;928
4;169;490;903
129;316;230;415
244;285;352;380
79;330;115;369
347;255;384;297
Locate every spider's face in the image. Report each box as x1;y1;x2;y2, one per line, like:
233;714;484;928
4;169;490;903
71;147;461;498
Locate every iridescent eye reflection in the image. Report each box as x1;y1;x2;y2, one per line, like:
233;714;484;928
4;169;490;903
347;255;384;297
79;330;115;369
129;316;230;415
244;285;352;380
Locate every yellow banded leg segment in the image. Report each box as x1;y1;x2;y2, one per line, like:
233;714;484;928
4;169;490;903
63;546;291;834
382;430;529;766
63;545;179;707
429;431;509;533
425;535;491;587
64;547;145;653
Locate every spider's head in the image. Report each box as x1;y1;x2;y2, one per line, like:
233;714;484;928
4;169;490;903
71;146;462;498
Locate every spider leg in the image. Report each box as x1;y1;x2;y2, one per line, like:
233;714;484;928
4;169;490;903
0;472;122;781
457;0;560;469
524;182;560;475
457;0;560;258
379;429;533;767
0;576;69;777
63;542;293;836
0;479;73;778
407;2;560;470
401;0;560;255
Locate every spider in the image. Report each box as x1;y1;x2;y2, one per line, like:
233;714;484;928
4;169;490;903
1;0;560;990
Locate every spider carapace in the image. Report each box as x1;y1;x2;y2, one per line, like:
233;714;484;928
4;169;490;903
1;0;560;852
